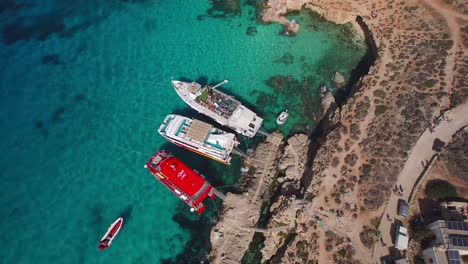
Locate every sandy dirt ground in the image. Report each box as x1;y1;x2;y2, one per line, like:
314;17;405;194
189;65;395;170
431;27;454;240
373;101;468;262
256;0;468;263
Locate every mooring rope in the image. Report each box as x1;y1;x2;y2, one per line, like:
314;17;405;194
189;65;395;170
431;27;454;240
214;184;240;189
209;197;222;220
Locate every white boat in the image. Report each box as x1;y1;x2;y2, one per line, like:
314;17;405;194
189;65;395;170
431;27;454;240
98;217;124;250
158;114;238;164
276;110;289;125
172;80;263;138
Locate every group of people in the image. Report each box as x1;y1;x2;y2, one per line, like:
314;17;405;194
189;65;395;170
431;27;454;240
429;113;451;133
393;184;405;197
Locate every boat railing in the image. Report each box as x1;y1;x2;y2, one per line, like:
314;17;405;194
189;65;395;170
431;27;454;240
191;181;211;202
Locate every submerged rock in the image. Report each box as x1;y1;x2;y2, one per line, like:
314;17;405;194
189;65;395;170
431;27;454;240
207;0;241;18
319;88;336;120
245;26;258;36
273;53;294;65
331;72;346;88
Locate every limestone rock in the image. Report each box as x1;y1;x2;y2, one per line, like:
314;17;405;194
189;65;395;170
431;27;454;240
261;197;304;263
320;88;336;119
278;134;309;181
209;133;283;264
332;72;346;88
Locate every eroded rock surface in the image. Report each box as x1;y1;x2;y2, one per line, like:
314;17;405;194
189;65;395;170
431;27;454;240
259;0;468;263
209;133;283;264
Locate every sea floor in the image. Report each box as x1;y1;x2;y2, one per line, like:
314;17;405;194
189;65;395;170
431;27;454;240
0;1;367;263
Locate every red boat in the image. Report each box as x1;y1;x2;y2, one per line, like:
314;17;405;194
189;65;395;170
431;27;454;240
144;150;224;213
98;217;124;250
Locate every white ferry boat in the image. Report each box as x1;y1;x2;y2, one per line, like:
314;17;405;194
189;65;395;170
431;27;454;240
158;114;239;165
172;80;263;138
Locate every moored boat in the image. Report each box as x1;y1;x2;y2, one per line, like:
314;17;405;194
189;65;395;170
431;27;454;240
172;80;263;138
158;114;238;165
276;110;289;125
98;217;124;250
144;150;224;213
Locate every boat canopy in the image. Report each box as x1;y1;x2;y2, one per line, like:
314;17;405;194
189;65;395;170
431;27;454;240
158;157;205;196
187;120;212;142
188;82;201;94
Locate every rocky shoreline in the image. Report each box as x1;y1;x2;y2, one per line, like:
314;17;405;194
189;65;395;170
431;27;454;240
208;1;375;263
209;0;467;263
209;133;283;264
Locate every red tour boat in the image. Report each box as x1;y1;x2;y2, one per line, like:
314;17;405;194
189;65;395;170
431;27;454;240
144;150;224;213
98;217;124;250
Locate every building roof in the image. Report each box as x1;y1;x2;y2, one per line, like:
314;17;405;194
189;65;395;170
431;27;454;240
422;247;450;264
448;250;461;264
447;221;468;231
399;202;409;216
395;226;409;250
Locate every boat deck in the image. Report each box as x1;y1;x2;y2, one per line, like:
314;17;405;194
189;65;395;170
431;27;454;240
196;87;240;119
186;119;212;142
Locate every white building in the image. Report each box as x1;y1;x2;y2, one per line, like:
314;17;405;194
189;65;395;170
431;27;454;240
395;226;409;250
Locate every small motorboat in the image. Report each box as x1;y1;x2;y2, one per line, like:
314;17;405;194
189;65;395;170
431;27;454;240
98;217;124;250
276;110;289;125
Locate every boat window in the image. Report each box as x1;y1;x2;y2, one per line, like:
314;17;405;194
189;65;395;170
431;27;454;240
249;123;255;129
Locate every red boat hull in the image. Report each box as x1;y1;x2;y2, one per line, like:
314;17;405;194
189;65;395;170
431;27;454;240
145;150;220;213
98;217;124;250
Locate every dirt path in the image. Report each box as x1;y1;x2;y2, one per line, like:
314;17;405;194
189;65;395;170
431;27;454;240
422;0;468;20
252;134;282;203
421;0;467;107
373;100;468;261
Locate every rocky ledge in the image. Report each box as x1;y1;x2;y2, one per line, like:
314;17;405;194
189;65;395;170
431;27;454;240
209;133;283;264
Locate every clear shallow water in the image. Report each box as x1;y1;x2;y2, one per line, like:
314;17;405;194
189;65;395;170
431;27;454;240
0;1;367;263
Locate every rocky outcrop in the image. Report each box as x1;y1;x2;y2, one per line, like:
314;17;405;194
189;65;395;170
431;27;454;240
261;135;311;263
319;87;336;120
331;72;346;88
261;196;303;262
209;133;283;264
278;134;309;181
259;0;468;262
210;193;253;263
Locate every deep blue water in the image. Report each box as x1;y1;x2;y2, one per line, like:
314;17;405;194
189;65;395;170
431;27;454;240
0;1;367;263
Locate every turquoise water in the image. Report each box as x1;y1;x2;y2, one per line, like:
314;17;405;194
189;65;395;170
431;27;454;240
0;1;367;263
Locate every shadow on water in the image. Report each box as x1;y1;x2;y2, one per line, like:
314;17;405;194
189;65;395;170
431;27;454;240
119;205;133;220
335;15;378;105
162;202;219;264
175;75;209;85
41;54;62;66
0;0;24;14
89;204;104;233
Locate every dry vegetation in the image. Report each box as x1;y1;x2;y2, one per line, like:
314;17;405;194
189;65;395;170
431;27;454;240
259;0;468;262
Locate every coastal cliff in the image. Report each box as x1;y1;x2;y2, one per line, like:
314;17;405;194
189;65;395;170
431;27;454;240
209;0;467;263
259;0;468;263
209;133;283;264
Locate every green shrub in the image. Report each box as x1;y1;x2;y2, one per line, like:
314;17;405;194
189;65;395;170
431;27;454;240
409;215;434;244
425;179;458;200
375;105;389;115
